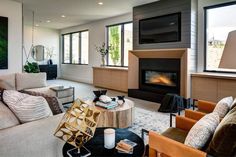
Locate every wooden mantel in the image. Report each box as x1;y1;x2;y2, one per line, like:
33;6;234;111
128;48;195;98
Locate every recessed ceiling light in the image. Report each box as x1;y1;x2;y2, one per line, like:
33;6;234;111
98;2;103;5
61;15;66;18
35;24;39;27
46;20;51;23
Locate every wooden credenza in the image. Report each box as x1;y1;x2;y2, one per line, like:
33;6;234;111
93;67;128;92
191;73;236;103
39;64;57;80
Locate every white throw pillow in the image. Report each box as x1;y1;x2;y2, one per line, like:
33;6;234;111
184;112;220;149
16;73;47;90
213;96;233;118
3;90;52;123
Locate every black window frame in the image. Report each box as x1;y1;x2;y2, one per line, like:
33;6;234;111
106;21;132;67
62;29;89;65
204;1;236;74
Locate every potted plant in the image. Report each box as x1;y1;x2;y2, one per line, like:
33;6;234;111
24;62;40;73
95;43;112;66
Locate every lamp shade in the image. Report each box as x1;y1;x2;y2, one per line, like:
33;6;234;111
219;30;236;69
54;99;101;148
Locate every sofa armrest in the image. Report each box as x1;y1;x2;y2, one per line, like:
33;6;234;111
185;109;206;121
197;100;216;113
149;131;207;157
176;116;197;131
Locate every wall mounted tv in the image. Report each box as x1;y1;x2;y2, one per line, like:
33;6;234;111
139;12;181;44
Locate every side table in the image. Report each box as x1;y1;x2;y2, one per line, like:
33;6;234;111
50;86;74;105
62;127;145;157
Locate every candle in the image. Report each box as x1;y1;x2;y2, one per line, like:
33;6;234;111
104;128;115;149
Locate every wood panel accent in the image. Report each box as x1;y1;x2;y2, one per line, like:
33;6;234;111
191;73;236;103
96;99;134;128
93;67;128;92
128;48;191;98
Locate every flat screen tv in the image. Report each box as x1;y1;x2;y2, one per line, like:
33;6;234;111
139;12;181;44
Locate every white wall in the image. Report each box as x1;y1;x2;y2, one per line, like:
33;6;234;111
23;25;60;75
60;13;132;83
0;0;22;75
197;0;235;72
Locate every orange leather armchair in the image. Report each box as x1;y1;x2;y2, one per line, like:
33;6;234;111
149;114;207;157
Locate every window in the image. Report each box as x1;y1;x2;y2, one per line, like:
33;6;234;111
107;22;133;67
204;2;236;72
62;30;89;64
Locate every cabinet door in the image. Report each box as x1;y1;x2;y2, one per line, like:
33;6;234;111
191;77;218;102
218;79;236;101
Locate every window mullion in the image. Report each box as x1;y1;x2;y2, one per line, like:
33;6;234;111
70;34;72;64
121;24;124;67
62;35;64;63
79;33;82;64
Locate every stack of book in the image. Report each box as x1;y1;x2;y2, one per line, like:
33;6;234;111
115;139;137;154
95;101;118;109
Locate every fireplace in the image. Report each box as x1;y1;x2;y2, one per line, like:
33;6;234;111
143;70;178;86
129;58;181;102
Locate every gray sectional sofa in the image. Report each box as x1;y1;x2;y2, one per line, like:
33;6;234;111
0;73;66;157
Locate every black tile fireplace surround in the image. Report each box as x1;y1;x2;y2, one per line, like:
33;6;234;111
128;58;181;103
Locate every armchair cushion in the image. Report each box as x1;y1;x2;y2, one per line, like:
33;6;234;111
162;127;188;143
213;96;233;118
197;100;216;113
184;112;220;149
207;106;236;156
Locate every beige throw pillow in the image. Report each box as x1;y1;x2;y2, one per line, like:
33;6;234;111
16;73;47;91
0;101;20;129
184;112;220;149
3;90;52;123
213;96;233;118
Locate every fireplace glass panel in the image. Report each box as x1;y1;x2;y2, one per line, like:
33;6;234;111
144;71;177;87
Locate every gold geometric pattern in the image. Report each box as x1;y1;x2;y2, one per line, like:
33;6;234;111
54;99;101;148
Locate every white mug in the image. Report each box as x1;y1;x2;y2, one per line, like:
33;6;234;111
104;128;115;149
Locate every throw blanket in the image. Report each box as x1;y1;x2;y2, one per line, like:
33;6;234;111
3;90;53;123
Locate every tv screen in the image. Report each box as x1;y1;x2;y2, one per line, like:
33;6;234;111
139;12;181;44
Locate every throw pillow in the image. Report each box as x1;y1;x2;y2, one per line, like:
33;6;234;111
0;99;20;129
3;90;52;123
184;112;220;149
207;106;236;156
0;73;16;90
213;96;233;118
21;90;64;115
16;73;47;91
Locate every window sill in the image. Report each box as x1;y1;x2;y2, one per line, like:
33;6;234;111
93;66;128;71
191;72;236;80
62;63;88;65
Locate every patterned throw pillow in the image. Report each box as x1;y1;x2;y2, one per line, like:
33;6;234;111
21;90;64;115
3;90;53;123
230;98;236;110
184;112;220;149
213;96;233;118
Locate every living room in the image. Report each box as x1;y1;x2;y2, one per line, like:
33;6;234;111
0;0;236;157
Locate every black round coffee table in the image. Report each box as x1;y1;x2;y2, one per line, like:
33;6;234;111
62;127;145;157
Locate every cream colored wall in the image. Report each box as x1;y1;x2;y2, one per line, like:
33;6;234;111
60;13;132;84
0;0;22;75
23;25;60;76
197;0;235;72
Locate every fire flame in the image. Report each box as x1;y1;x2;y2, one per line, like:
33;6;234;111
149;74;175;86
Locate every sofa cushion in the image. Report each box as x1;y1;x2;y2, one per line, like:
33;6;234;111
162;127;188;143
3;90;52;123
16;73;47;91
213;96;233;118
0;73;16;90
0;101;20;130
184;112;220;149
207;105;236;156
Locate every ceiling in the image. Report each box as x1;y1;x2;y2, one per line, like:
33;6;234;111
13;0;158;29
